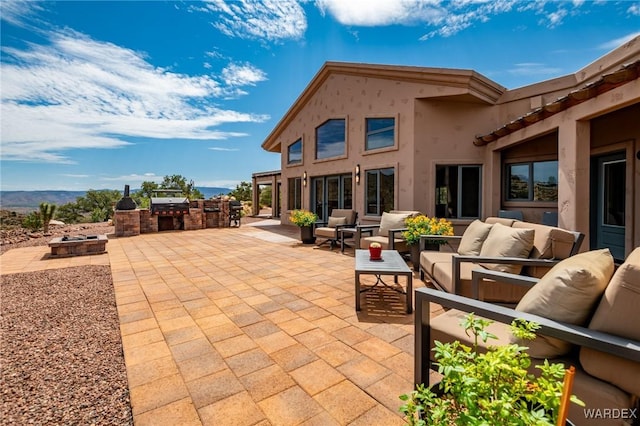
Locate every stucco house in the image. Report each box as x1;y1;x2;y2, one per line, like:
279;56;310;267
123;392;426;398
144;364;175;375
258;36;640;262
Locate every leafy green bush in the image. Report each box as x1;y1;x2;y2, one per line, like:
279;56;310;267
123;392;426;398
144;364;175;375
400;314;583;425
22;212;42;231
289;209;318;227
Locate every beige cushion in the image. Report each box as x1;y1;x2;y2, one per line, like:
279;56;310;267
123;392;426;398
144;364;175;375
327;216;347;228
378;212;411;236
420;251;454;278
512;248;614;358
458;220;493;255
314;227;336;238
431;260;528;302
512;222;576;259
330;209;356;224
485;217;516;227
478;223;534;274
429;309;512;358
580;247;640;396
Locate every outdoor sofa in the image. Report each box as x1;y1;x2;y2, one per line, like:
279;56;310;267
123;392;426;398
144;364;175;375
415;247;640;425
419;216;584;303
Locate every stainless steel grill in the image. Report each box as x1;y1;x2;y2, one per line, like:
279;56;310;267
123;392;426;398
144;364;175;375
150;190;190;216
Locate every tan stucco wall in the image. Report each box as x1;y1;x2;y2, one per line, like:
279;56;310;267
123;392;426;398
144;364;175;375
413;99;496;218
277;73;496;225
486;78;640;254
267;40;639;258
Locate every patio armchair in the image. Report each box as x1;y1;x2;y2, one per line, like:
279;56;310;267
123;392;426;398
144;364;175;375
313;209;358;249
419;217;584;303
355;210;421;253
415;247;640;425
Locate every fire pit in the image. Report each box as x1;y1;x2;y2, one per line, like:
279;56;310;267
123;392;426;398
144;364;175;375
48;234;108;257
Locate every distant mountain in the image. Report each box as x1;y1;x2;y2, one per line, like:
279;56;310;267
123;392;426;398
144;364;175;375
0;187;234;210
0;191;86;209
196;187;233;199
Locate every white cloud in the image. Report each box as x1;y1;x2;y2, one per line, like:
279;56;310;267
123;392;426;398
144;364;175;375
630;3;640;16
197;179;241;188
222;62;268;86
100;173;163;182
209;147;240;151
1;29;269;163
200;0;307;41
61;174;90;178
316;0;444;26
508;62;562;76
543;8;568;28
0;0;45;27
598;31;640;50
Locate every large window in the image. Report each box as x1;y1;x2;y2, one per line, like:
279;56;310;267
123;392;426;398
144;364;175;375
287;177;301;210
365;168;394;215
287;139;302;164
316;119;345;160
311;174;352;221
435;165;481;219
506;160;558;201
366;118;395;150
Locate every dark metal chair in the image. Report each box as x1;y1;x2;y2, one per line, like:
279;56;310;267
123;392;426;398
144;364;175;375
542;211;558;227
498;209;523;221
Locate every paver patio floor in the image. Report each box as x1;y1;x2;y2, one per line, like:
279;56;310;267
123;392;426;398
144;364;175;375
2;219;443;425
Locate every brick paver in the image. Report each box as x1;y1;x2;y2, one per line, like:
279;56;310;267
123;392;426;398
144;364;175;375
1;219;445;425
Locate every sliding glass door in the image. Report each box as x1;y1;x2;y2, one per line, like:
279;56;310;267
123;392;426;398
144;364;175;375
311;174;353;221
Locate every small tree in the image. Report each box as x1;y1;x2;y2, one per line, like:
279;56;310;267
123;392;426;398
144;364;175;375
160;175;204;199
228;181;252;202
259;185;272;208
77;189;121;221
39;202;57;233
56;202;84;224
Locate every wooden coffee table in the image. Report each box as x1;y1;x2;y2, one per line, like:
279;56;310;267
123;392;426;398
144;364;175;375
354;249;413;313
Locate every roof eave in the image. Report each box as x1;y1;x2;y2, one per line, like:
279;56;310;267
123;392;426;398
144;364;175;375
261;61;505;153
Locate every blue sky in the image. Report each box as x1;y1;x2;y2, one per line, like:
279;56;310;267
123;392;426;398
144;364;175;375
1;0;638;192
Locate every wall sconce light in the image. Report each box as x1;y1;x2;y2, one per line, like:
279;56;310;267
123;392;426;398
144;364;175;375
303;171;307;187
355;164;360;184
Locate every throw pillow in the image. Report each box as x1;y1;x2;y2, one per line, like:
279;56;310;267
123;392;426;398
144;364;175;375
579;247;640;396
458;220;493;255
378;212;410;237
511;248;614;358
478;223;534;274
327;216;347;228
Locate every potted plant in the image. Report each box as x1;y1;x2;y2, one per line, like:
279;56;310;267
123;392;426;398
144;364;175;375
402;215;454;270
400;314;582;425
369;242;382;260
289;209;318;244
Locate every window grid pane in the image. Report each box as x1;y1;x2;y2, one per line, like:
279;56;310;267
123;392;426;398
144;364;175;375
436;165;481;219
287;139;302;164
365;168;395;215
316;119;345;160
366;118;395;151
507;164;530;200
533;161;558;201
288;178;301;210
506;161;558;202
365;171;378;215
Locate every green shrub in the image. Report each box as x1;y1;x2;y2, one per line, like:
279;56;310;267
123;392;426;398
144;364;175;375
22;212;43;231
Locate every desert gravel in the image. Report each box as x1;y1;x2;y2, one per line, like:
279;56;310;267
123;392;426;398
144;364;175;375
1;261;133;425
